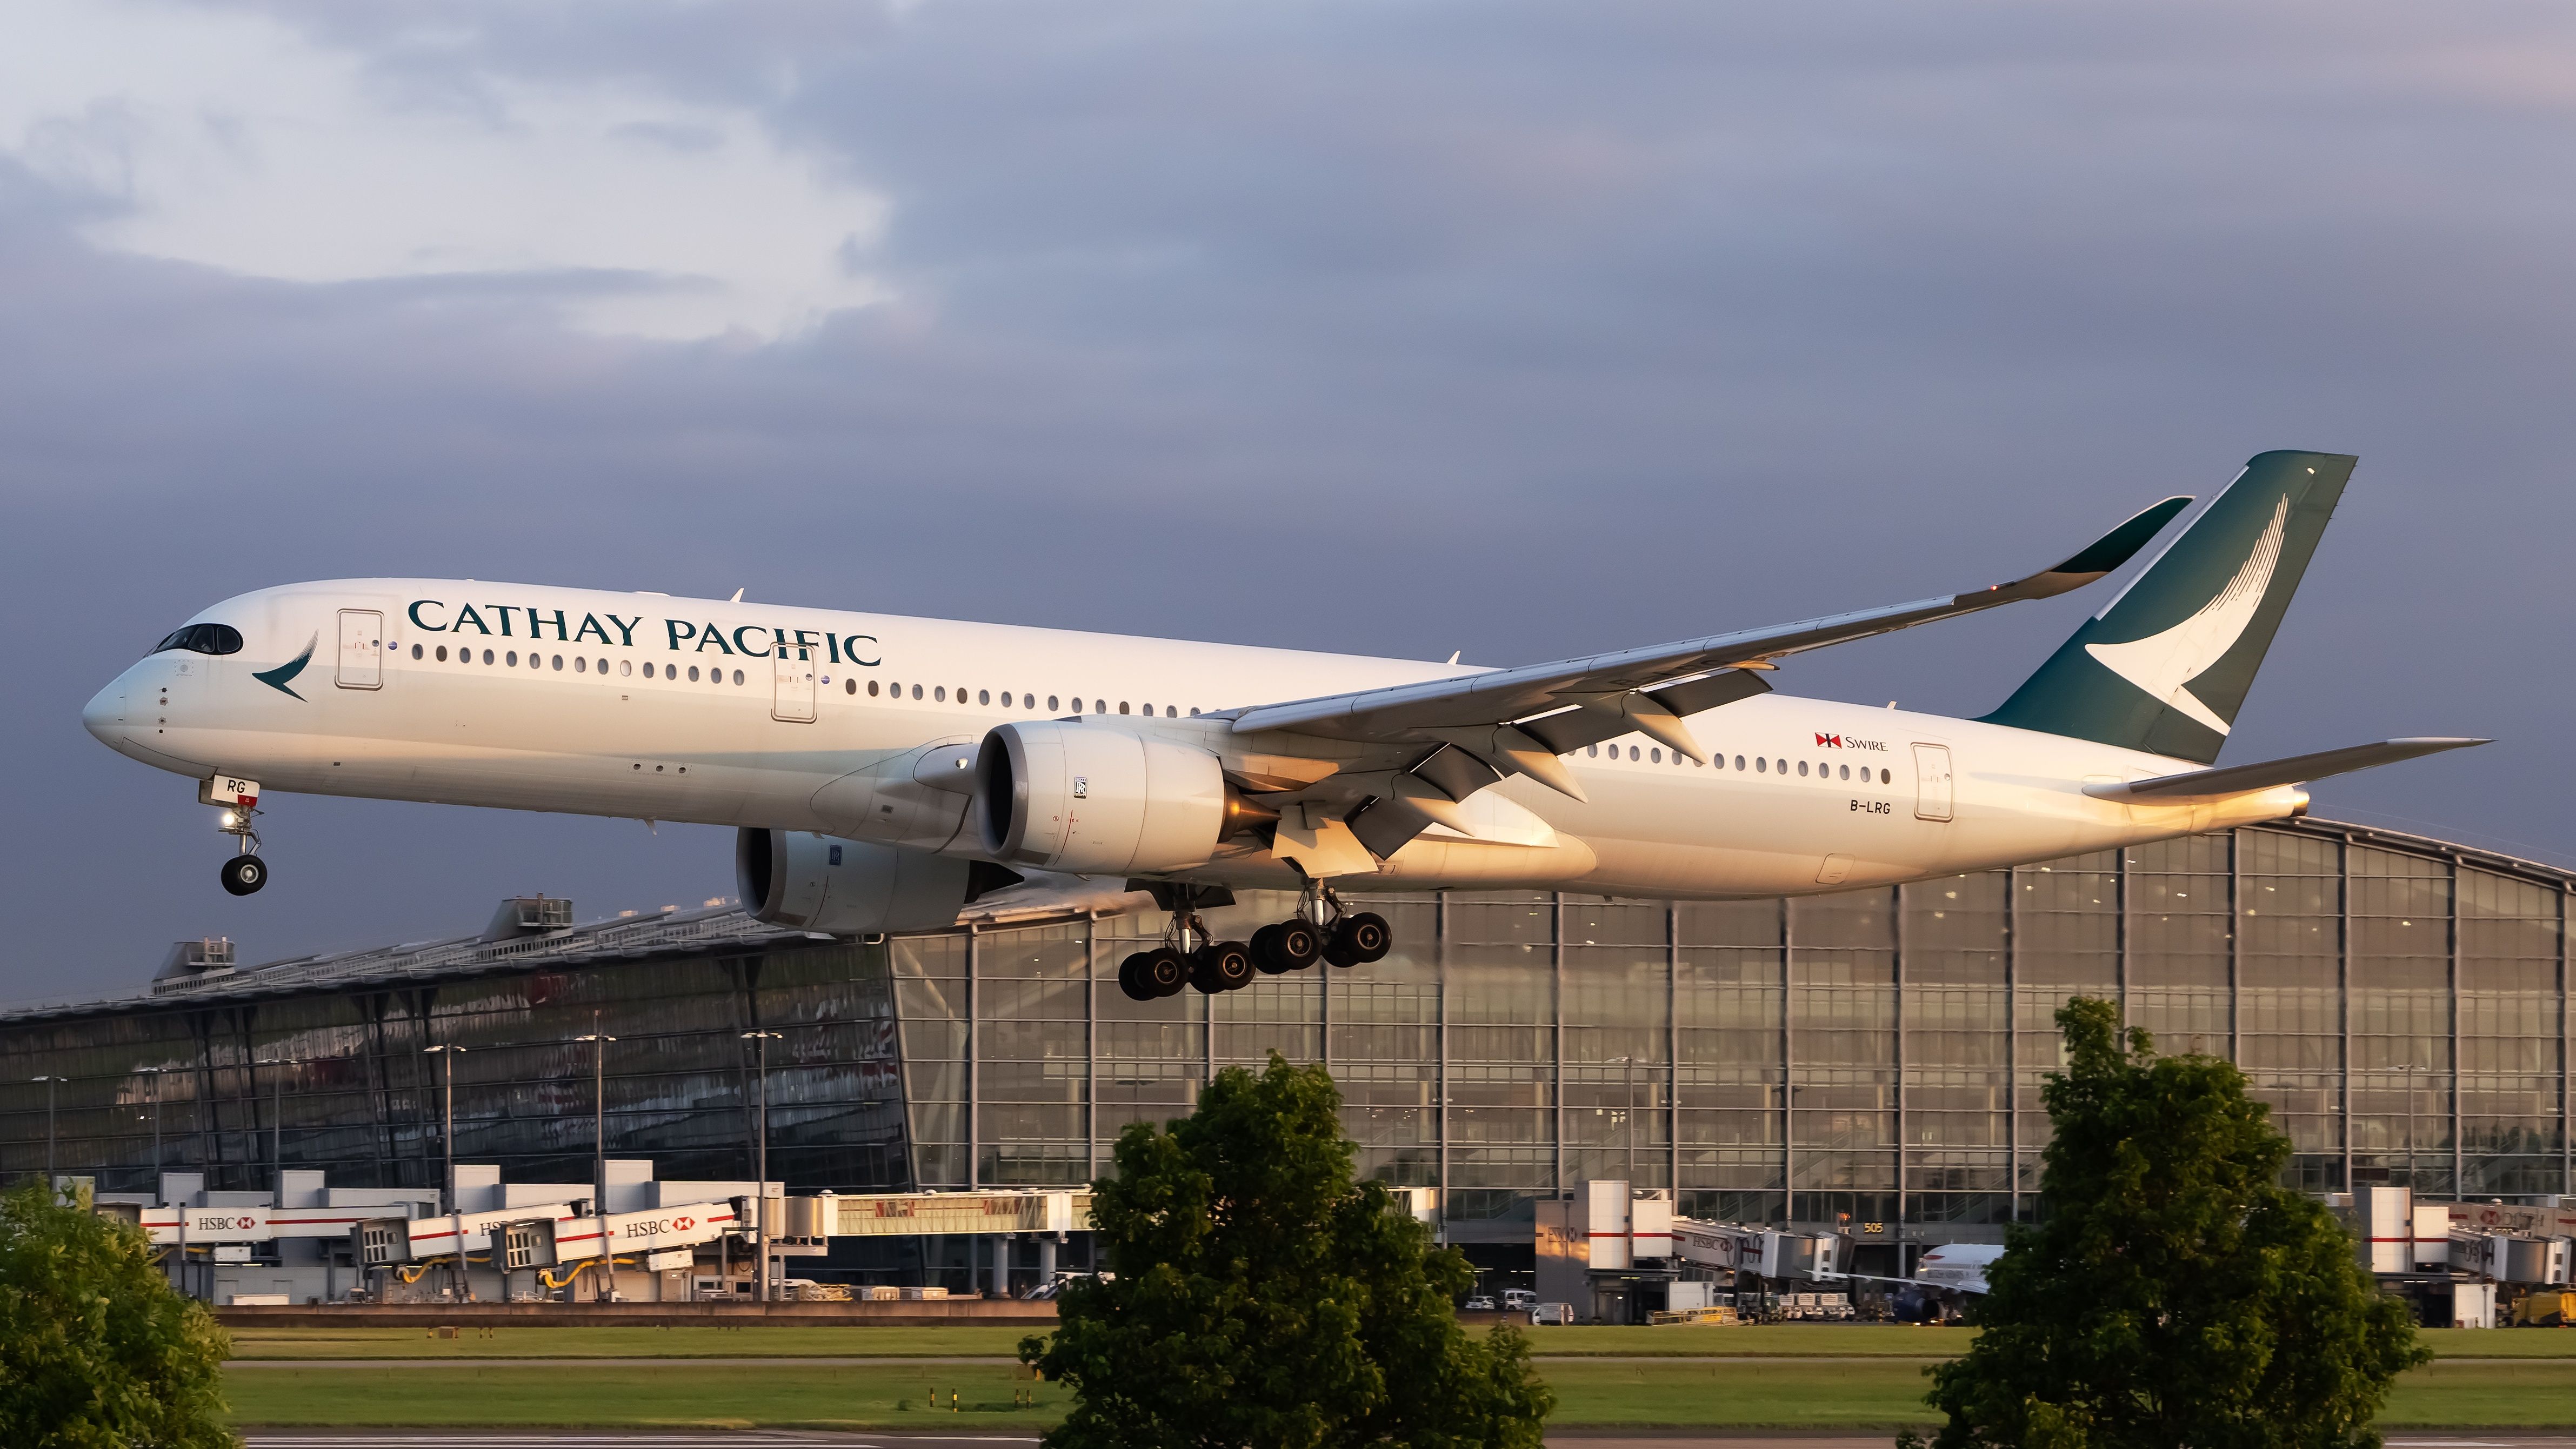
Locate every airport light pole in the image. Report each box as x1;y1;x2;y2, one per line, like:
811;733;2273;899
743;1030;783;1303
424;1045;466;1300
32;1077;62;1186
576;1022;617;1300
139;1067;163;1187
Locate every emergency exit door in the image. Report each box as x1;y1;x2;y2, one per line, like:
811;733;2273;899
1912;743;1953;822
336;610;383;690
772;639;817;723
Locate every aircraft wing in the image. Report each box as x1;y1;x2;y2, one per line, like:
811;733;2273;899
1228;495;2192;769
2083;737;2488;802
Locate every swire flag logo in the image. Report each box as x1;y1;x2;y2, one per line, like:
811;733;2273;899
1815;733;1843;747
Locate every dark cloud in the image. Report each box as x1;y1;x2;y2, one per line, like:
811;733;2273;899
3;1;2571;999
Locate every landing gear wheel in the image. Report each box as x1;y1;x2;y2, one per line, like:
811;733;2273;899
1118;952;1154;1002
1190;940;1256;993
219;854;268;897
1140;947;1190;998
1326;912;1389;966
1253;922;1322;974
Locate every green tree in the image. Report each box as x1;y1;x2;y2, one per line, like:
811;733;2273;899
1905;997;2426;1449
1024;1054;1551;1448
0;1179;237;1448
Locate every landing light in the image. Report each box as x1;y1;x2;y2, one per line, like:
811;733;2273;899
218;811;238;830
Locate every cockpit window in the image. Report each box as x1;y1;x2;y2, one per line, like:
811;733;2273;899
155;623;244;656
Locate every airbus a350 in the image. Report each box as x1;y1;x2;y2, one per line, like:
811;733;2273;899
85;451;2479;1000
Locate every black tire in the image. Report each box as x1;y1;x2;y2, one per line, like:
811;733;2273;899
1205;940;1255;991
1343;911;1392;964
1117;952;1155;1001
1142;947;1189;998
220;855;268;897
1272;919;1322;970
1322;929;1361;969
1251;924;1292;975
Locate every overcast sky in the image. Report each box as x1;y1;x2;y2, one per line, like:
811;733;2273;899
2;1;2569;1001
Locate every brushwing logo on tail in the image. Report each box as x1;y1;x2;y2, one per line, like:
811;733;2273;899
2081;495;2288;737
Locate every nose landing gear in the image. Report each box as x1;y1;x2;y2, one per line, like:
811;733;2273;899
207;778;268;896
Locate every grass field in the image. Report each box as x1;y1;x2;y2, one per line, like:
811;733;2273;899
222;1321;2576;1361
219;1355;2576;1430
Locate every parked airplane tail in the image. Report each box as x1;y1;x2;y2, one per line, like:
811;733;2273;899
1980;450;2354;764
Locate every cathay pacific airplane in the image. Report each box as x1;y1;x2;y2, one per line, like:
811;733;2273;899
85;451;2479;1000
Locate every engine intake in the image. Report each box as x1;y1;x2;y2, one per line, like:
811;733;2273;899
976;721;1225;874
736;829;978;936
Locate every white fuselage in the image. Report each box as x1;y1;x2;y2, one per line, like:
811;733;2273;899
84;579;2305;899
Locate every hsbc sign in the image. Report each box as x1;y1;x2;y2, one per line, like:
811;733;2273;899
183;1208;271;1243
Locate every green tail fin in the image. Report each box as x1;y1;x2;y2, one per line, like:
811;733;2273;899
1979;450;2354;764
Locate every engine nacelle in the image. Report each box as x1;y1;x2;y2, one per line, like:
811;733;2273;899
976;720;1225;874
736;829;975;936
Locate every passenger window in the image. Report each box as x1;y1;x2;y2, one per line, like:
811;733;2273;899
732;669;744;685
1119;702;1131;715
1881;767;1892;784
548;655;561;671
576;657;587;673
1838;764;1848;780
1734;755;1745;770
913;684;924;700
1141;703;1152;716
435;645;448;662
869;680;880;697
936;686;946;702
1047;695;1060;711
410;644;422;660
1798;760;1808;776
1650;748;1662;764
619;660;630;677
1756;757;1766;773
598;658;609;674
642;662;654;678
978;689;990;705
1629;745;1640;761
1586;744;1598;757
688;666;701;682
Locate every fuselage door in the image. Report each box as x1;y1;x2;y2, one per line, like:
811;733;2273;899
336;610;383;690
772;638;817;723
1911;742;1953;822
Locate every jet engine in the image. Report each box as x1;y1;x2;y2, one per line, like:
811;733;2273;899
736;829;978;936
976;720;1226;874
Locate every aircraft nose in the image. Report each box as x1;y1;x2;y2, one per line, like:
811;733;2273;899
83;676;126;741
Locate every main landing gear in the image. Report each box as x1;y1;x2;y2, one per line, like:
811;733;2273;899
1116;882;1390;1002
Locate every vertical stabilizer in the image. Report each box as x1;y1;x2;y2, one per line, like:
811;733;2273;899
1979;450;2353;764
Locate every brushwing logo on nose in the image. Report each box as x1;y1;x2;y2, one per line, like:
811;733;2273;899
253;635;317;700
2081;495;2288;737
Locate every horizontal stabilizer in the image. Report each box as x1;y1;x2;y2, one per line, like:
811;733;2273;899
2082;737;2488;802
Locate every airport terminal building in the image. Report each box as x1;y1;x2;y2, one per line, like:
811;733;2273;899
4;815;2569;1282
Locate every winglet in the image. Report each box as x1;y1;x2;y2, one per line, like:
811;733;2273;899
1981;496;2193;605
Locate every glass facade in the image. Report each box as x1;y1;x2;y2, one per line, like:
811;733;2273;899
4;819;2568;1246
